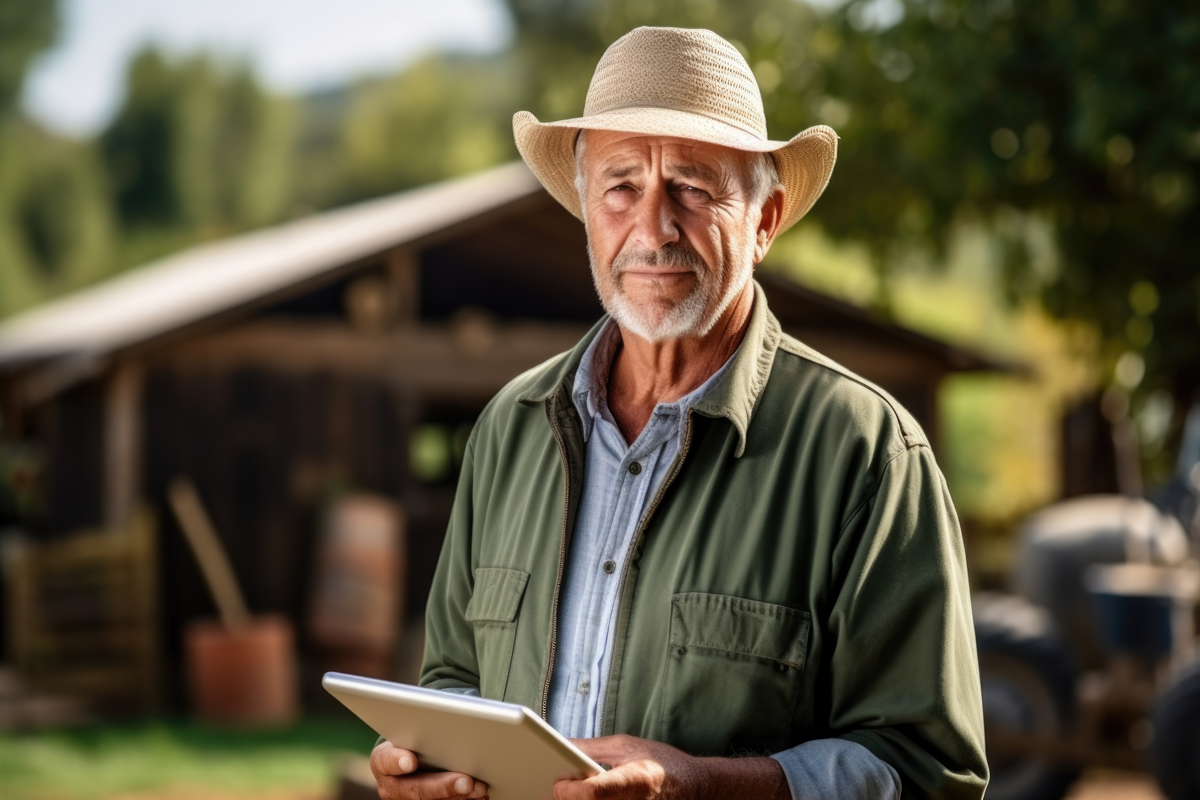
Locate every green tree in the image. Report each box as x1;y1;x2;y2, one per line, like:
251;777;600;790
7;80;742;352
0;123;115;316
0;0;116;318
101;49;178;227
310;53;519;207
0;0;58;118
809;0;1200;415
101;48;296;258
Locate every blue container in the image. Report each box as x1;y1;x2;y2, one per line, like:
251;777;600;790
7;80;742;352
1085;564;1199;661
1089;590;1176;659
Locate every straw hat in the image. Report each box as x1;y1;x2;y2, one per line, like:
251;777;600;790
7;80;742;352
513;26;838;233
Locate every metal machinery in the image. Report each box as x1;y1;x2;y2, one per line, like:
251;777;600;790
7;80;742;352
976;406;1200;800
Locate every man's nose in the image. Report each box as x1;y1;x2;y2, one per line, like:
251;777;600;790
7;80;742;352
630;181;680;251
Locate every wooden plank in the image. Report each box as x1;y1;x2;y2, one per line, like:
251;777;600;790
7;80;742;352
147;320;590;395
104;362;143;529
386;248;420;324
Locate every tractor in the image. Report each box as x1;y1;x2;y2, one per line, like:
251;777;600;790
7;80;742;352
975;404;1200;800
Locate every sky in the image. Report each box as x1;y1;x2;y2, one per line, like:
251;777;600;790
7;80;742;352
22;0;513;137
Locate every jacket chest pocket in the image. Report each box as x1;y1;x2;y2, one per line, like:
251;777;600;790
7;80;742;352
465;568;529;701
661;592;810;756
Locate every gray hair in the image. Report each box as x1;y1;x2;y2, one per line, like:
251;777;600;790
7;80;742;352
573;130;781;216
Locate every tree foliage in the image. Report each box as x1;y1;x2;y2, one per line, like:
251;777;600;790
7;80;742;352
0;0;115;317
321;54;519;207
0;0;58;118
816;0;1200;408
101;49;295;235
0;123;114;313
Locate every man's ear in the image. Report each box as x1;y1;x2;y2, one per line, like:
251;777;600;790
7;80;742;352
752;186;786;264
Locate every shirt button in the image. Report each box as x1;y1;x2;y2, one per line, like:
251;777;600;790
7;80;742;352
603;560;616;574
579;680;590;695
628;461;642;475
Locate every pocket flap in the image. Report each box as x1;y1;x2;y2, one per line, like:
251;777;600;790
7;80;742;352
465;568;530;623
670;593;810;668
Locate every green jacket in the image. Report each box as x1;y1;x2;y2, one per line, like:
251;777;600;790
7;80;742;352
421;283;988;798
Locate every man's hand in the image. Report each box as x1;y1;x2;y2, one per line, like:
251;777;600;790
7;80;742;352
553;734;790;800
370;741;489;800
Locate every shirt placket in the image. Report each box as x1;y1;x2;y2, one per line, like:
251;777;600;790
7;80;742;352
584;411;674;734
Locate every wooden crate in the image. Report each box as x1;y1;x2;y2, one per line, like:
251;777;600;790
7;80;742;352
5;509;160;715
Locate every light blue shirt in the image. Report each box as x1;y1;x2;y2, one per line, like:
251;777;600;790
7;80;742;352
545;318;901;800
547;319;734;736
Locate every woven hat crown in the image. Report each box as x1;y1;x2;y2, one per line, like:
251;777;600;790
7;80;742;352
585;28;768;140
511;26;838;233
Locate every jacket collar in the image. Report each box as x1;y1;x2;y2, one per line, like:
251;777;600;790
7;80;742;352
517;316;608;407
518;280;781;457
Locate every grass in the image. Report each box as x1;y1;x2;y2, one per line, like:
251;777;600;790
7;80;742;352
0;718;379;800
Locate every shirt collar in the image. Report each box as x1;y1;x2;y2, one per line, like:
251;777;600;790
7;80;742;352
570;318;739;443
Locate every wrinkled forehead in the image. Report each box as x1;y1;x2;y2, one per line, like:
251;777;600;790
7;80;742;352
581;130;749;184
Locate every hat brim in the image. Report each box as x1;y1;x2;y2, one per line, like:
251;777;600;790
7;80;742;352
513;108;837;233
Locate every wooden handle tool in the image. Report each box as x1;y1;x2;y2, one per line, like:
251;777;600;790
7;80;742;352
168;477;251;631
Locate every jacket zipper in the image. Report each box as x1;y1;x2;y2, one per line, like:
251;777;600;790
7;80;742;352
597;410;695;735
540;404;572;720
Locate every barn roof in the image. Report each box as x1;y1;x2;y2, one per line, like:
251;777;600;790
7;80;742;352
0;162;540;368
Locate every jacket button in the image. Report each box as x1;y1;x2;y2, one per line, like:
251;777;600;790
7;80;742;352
602;560;616;574
675;646;686;657
777;662;788;672
628;462;642;475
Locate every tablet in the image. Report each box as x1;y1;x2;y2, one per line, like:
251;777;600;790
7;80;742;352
322;672;604;800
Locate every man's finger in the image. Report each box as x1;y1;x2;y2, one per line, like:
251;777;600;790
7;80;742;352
554;764;636;800
371;742;419;777
377;770;488;800
553;777;598;800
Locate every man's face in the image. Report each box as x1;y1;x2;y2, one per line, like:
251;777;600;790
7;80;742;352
580;131;778;343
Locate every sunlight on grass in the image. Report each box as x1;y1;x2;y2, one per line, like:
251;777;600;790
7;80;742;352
0;720;377;800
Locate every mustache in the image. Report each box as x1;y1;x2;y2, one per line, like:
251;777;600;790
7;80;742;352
611;243;707;274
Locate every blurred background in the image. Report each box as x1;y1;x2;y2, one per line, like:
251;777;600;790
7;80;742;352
0;0;1197;798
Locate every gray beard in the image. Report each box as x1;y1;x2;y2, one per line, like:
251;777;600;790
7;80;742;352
589;241;754;343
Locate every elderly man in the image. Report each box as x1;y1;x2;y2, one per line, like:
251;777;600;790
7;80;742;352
371;26;987;800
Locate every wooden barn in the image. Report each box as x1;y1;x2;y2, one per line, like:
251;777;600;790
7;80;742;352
0;161;1003;715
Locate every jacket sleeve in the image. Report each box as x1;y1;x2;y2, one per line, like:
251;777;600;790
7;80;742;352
826;443;989;799
419;434;482;693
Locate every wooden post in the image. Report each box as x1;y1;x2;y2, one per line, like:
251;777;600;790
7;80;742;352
0;377;21;439
104;362;143;530
386;248;420;326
